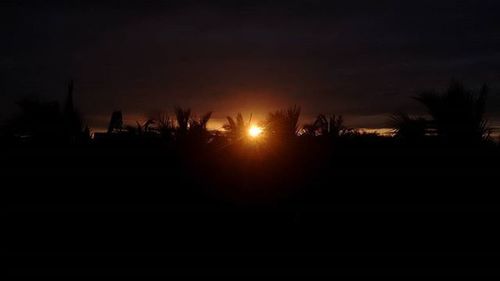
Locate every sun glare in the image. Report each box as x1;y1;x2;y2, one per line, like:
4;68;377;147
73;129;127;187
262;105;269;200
248;125;263;138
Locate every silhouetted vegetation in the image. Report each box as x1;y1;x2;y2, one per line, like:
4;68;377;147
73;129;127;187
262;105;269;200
1;80;499;206
223;113;250;142
5;80;500;279
7;2;500;276
389;112;428;143
415;81;490;144
302;114;353;138
107;111;124;133
265;105;301;139
1;81;88;145
387;81;493;147
3;81;496;149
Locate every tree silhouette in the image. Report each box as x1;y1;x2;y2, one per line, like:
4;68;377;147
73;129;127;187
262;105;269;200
107;111;124;134
188;111;213;142
415;81;490;144
389;112;428;143
8;99;63;142
266;105;301;138
171;107;214;144
126;119;155;136
303;114;349;138
189;111;212;132
174;107;191;135
1;81;88;144
63;80;84;142
155;112;175;141
223;113;250;141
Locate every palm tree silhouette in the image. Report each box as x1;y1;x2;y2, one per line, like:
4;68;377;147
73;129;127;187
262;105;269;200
223;113;250;141
188;111;213;142
174;107;191;136
389;112;428;142
415;81;490;144
303;114;348;138
172;107;213;144
266;105;301;138
127;119;155;136
155;112;175;141
189;111;212;132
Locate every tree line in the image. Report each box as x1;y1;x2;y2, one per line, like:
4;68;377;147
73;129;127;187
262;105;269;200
0;80;496;147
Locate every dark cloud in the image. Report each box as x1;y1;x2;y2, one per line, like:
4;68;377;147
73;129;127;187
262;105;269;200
2;0;500;128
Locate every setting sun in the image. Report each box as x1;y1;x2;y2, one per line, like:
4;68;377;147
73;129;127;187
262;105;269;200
248;125;263;138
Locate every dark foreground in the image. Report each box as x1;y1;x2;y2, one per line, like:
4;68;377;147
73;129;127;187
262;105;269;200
5;142;500;276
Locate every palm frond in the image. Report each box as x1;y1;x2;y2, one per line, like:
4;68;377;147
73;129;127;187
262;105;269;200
414;81;490;143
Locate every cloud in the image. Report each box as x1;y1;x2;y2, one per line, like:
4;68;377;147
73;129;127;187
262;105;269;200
1;0;499;128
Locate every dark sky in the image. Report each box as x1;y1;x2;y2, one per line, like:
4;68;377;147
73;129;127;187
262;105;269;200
2;0;500;129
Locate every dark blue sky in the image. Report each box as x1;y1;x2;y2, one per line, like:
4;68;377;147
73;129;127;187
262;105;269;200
2;0;500;129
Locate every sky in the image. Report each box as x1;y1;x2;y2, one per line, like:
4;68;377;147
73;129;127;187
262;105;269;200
1;0;500;130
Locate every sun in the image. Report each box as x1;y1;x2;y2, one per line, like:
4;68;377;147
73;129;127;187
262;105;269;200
248;125;263;138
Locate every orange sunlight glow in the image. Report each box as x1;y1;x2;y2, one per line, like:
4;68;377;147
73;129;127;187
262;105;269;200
248;125;263;138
